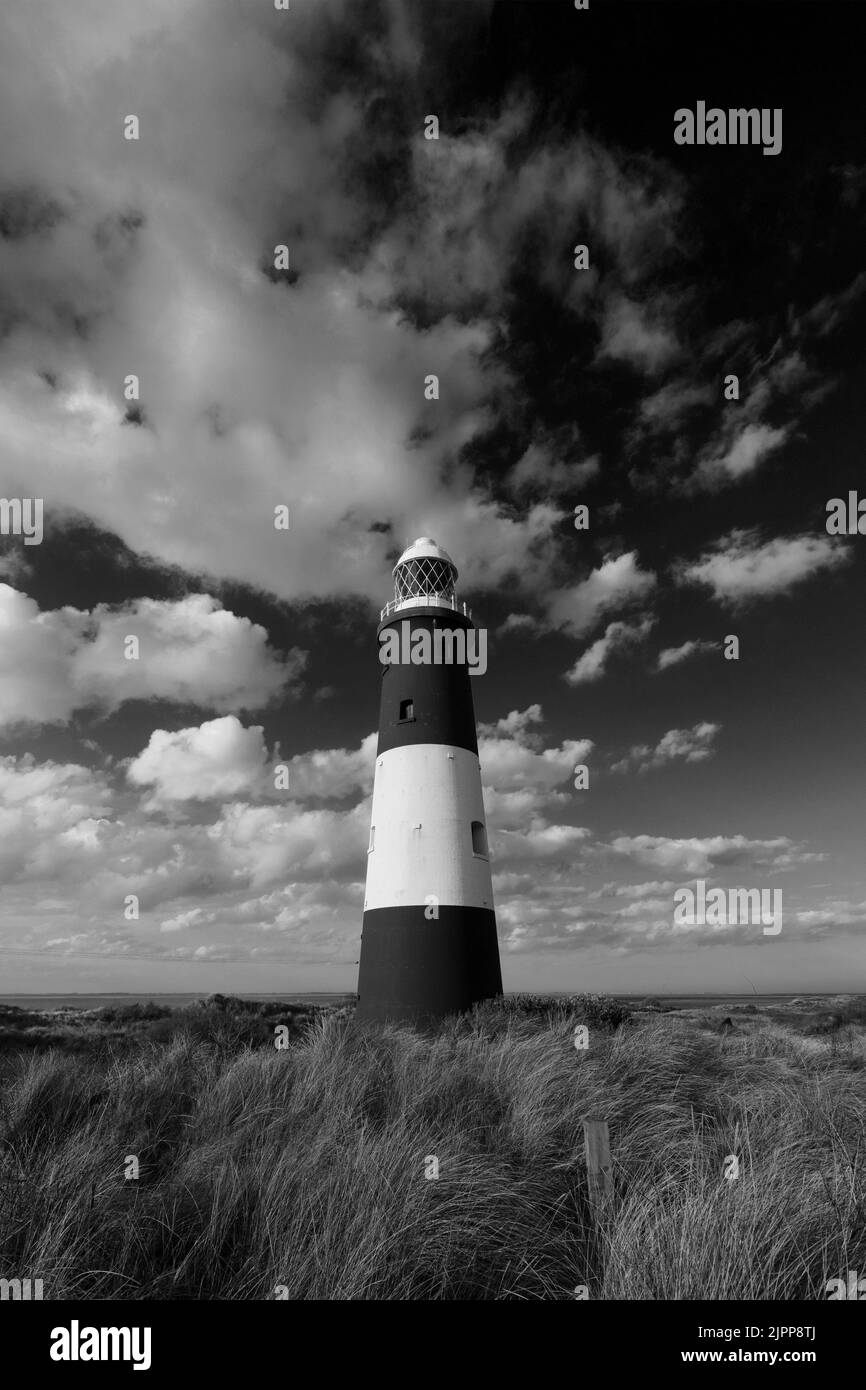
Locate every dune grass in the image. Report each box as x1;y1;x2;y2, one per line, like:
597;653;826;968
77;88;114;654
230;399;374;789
0;997;863;1299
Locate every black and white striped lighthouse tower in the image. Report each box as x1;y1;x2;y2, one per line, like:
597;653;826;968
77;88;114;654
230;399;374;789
357;538;503;1024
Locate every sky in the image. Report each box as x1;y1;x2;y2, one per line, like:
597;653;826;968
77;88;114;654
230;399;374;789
0;0;864;996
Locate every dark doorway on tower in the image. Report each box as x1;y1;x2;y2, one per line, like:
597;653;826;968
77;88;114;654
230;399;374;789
399;698;414;721
471;821;488;857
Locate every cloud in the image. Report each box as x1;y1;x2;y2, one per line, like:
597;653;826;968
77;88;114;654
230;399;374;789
598;879;677;899
0;729;839;968
128;715;376;810
0;586;301;730
155;879;367;960
0;732;374;976
597;294;680;372
494;821;592;864
677;529;851;605
494;877;859;953
609;834;814;877
367;99;683;319
0;6;688;613
478;704;544;742
656;639;717;671
564;617;653;685
651;722;719;767
793;899;866;931
547;552;656;638
611;721;721;774
692;422;788;489
0;755;114;885
160;907;209;935
507;440;600;496
0;3;553;608
0;551;33;586
499;612;545;637
659;312;840;497
636;379;714;431
206;800;368;893
127;716;271;809
800;271;866;337
480;731;593;796
483;787;570;832
280;734;377;800
476;705;591;829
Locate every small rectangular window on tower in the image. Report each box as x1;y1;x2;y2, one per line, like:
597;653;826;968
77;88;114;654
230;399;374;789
368;825;375;853
471;821;488;857
399;698;414;721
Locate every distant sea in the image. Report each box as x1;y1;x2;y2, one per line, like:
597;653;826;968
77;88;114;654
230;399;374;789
0;993;353;1010
0;991;854;1011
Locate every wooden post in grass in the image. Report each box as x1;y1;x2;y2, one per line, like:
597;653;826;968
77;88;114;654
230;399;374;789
583;1118;612;1208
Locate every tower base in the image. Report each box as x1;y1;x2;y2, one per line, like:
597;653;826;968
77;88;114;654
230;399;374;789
356;905;502;1024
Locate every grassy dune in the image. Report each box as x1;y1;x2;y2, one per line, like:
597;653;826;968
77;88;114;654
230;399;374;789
0;995;864;1300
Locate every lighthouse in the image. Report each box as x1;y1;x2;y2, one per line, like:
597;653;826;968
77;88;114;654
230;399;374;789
356;538;503;1024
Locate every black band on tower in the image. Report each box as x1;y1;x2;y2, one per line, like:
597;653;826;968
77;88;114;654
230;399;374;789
358;906;502;1024
376;612;479;757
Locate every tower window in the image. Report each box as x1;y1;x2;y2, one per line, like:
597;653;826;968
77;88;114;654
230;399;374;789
399;698;414;722
368;826;375;853
471;821;488;857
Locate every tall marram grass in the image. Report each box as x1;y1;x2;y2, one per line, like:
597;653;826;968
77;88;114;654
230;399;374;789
0;1002;863;1299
